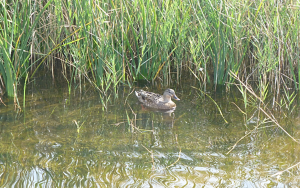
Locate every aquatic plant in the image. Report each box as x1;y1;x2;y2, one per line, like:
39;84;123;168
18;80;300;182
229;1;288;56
0;0;299;109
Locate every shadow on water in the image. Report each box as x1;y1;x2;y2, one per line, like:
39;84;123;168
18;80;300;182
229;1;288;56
0;74;300;187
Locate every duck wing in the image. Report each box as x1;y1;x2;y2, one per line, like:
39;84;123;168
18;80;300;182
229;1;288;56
135;90;162;104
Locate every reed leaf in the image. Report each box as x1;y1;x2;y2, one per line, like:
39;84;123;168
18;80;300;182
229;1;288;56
0;0;299;109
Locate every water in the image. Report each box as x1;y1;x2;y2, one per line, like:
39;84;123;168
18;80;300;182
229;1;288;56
0;75;300;187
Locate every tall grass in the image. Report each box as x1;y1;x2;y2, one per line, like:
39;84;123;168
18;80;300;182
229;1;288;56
0;0;299;108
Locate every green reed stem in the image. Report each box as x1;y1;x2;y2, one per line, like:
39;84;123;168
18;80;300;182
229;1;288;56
0;0;299;109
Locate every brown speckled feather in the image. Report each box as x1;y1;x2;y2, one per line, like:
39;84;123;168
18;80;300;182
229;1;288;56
135;89;180;110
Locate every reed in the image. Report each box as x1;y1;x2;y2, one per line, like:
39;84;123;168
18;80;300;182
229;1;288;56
0;0;299;109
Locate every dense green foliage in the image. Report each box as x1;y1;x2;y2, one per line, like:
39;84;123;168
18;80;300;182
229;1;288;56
1;0;300;100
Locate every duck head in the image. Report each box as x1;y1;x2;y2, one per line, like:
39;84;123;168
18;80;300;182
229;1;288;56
163;89;180;102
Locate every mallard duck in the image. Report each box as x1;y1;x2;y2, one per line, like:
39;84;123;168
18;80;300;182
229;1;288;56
135;89;180;110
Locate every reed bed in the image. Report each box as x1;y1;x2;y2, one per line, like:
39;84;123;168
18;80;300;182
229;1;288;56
0;0;300;108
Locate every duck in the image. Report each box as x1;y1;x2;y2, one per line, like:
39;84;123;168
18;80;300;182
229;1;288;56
135;89;180;110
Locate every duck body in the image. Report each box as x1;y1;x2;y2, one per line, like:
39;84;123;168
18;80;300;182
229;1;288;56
135;89;180;110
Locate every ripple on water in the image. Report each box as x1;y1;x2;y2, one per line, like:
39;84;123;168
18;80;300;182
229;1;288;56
0;80;299;187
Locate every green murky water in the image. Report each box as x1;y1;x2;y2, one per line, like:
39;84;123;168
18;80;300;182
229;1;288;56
0;75;300;187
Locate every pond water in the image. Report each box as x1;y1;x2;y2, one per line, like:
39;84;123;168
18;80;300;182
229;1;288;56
0;74;300;187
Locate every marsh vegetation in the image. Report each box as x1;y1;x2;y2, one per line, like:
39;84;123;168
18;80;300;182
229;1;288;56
1;0;300;186
1;0;299;105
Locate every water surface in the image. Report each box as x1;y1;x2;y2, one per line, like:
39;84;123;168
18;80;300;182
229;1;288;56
0;76;299;187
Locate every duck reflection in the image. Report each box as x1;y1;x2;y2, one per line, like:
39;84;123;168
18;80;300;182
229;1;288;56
137;104;176;127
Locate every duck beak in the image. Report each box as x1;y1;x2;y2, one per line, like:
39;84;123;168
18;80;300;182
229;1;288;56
173;95;180;100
